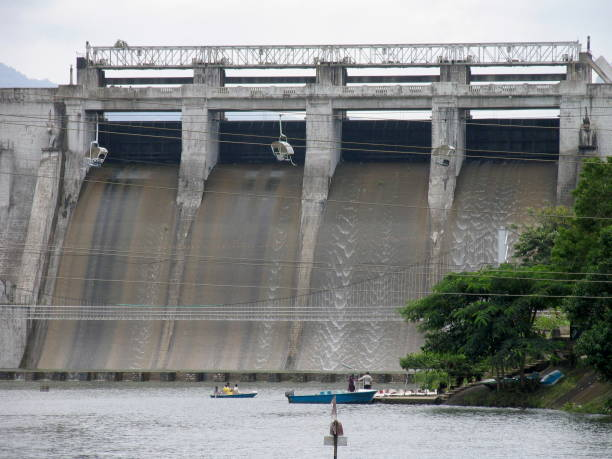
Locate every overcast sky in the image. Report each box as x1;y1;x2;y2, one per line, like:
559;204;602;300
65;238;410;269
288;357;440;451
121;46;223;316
1;0;611;84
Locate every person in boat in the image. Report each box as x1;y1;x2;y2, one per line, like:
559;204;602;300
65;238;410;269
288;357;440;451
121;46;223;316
233;384;240;394
223;382;232;394
358;372;373;390
347;374;356;392
213;385;219;395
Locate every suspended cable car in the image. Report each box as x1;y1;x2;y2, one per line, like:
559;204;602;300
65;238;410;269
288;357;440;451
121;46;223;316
432;144;455;167
270;115;296;166
89;116;108;167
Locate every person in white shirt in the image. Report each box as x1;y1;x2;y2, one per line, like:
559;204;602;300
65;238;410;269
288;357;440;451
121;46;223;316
358;372;373;389
233;384;240;394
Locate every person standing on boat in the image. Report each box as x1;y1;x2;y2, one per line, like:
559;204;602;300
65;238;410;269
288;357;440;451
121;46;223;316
348;374;356;392
358;372;373;390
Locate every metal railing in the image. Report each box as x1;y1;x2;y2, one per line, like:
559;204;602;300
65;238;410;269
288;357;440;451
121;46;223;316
1;304;404;321
87;42;580;69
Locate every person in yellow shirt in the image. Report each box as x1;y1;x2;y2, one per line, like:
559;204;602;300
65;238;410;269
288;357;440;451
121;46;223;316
222;382;232;394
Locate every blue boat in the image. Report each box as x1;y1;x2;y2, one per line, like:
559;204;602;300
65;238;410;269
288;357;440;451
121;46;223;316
540;370;564;386
285;390;377;404
210;392;257;398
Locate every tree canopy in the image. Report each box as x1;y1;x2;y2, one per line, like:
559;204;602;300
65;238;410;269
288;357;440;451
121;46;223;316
400;265;560;384
401;157;611;383
554;158;612;380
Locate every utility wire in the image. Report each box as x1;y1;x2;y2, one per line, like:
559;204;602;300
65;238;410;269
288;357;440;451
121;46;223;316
3;243;612;282
2;167;610;221
0;111;569;160
1;117;609;167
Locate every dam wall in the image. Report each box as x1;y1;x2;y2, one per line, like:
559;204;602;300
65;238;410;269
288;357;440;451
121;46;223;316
1;40;611;370
0;89;56;367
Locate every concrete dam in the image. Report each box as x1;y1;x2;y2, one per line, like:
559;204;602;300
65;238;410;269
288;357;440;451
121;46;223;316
1;41;611;372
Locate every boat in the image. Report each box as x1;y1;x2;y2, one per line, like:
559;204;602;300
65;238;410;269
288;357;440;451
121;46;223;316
540;370;564;386
284;390;377;404
210;392;258;398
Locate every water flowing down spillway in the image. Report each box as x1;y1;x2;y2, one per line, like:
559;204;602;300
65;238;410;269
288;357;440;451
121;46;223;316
295;162;430;370
160;164;303;370
30;157;558;371
36;164;180;369
442;161;558;270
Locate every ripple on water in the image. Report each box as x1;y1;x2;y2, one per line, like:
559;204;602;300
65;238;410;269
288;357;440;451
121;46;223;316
1;383;611;458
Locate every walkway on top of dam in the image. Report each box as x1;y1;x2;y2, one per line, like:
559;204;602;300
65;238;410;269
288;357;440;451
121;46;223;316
69;40;612;112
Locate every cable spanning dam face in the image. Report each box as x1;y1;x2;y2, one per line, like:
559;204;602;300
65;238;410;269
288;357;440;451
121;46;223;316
29;120;559;371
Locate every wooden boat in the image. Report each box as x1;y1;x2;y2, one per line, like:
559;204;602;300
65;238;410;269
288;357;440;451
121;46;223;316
285;390;377;404
210;392;257;398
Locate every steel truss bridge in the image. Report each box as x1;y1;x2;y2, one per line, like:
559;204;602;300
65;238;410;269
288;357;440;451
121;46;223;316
86;41;581;69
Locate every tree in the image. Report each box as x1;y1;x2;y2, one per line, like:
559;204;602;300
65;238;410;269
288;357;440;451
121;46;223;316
400;351;485;388
553;158;612;380
564;226;612;380
553;157;612;274
400;265;559;387
511;206;572;266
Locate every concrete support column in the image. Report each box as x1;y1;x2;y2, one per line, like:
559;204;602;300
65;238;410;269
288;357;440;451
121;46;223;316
566;52;593;83
0;141;13;224
156;98;221;367
303;100;342;200
76;57;104;88
17;150;62;307
316;64;347;86
557;82;589;205
193;66;225;86
65;102;96;159
286;99;342;369
428;96;467;253
440;64;471;85
178;100;220;208
427;65;469;256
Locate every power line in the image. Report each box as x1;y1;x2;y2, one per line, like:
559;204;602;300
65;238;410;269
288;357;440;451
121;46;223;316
2;167;610;221
3;243;612;282
2;117;609;167
0;111;567;160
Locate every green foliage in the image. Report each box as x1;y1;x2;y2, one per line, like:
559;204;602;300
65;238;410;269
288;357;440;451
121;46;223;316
400;265;560;384
413;370;449;391
400;351;485;384
553;157;612;274
553;159;612;381
574;310;612;381
534;309;570;333
512;206;572;266
401;158;611;383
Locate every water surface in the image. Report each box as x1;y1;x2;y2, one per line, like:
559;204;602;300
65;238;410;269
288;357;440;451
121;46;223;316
1;383;610;458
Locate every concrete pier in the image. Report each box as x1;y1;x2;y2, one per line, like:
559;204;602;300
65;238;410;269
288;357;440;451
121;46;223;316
286;69;344;368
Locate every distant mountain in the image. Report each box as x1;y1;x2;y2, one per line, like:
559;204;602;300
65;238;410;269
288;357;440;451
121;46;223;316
0;63;57;88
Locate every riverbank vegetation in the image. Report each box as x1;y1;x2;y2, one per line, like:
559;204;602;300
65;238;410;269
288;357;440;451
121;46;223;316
400;158;611;410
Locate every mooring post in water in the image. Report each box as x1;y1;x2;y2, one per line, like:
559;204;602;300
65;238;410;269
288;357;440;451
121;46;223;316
324;396;346;458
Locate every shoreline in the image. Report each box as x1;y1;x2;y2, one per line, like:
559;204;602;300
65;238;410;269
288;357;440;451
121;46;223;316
443;366;612;415
0;369;406;384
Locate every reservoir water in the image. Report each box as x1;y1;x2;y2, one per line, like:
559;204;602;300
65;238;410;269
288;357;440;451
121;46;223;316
1;383;610;458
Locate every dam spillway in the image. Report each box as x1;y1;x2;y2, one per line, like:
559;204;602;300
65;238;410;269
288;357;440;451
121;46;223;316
29;156;557;371
1;40;611;371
